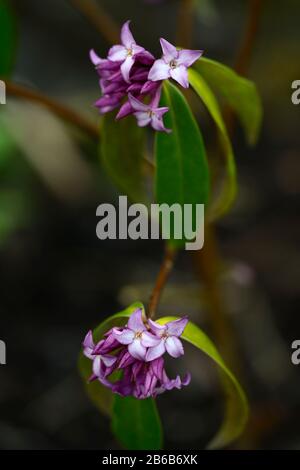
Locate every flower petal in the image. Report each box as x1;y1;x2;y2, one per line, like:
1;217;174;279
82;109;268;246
121;20;135;48
148;59;170;82
148;319;166;336
121;55;135;83
166;316;188;336
170;65;189;88
141;331;161;347
101;354;117;368
116;101;134;120
112;328;135;345
178;49;203;67
128;93;149;112
160;38;178;62
108;44;127;62
165;336;184;358
151;114;171;133
89;49;103;66
128;339;147;360
83;330;94;350
135;112;152;127
128;308;146;332
131;44;145;56
145;340;166;362
92;356;102;377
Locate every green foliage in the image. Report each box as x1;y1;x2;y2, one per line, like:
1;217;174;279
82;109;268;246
100;114;147;203
195;57;263;145
112;396;163;450
0;0;17;77
157;316;249;449
189;68;237;219
155;81;210;246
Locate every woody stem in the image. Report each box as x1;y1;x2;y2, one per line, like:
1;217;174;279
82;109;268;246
148;245;177;319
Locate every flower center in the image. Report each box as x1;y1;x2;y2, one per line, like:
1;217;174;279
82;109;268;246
127;48;133;57
135;331;143;339
169;59;178;70
147;110;154;117
162;332;169;340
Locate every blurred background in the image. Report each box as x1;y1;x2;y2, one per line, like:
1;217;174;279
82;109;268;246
0;0;300;450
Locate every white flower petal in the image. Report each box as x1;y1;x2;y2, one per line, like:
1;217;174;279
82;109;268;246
165;336;184;358
128;339;147;361
148;59;170;82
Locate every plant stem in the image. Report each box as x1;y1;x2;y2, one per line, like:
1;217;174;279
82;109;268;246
234;0;264;75
68;0;119;45
148;245;177;319
4;79;99;140
177;0;195;48
225;0;264;135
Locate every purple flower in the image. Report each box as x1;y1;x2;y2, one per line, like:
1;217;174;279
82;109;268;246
83;330;118;382
148;38;203;88
108;20;153;83
146;316;188;361
112;357;191;399
128;89;171;133
82;308;191;399
112;308;160;360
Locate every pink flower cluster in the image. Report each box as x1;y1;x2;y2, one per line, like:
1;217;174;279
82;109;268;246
83;308;190;399
90;20;203;132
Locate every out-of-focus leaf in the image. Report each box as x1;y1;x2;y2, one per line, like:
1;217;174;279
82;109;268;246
78;302;142;416
189;68;237;219
155;81;209;246
112;396;163;450
101;114;147;203
195;57;263;145
0;190;29;243
158;316;249;449
0;0;17;77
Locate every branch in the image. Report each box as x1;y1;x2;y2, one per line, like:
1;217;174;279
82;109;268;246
68;0;119;45
4;79;99;140
234;0;264;75
176;0;195;48
148;245;177;319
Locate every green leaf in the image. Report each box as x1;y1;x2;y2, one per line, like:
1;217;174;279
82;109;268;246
155;81;210;246
157;316;249;449
195;57;262;145
112;396;163;450
78;302;142;416
189;68;237;219
101;114;147;203
0;0;17;77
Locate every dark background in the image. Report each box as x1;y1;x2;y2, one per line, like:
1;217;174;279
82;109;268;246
0;0;300;449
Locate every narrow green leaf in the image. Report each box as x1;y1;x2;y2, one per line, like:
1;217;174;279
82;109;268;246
155;81;210;246
78;302;142;416
100;114;147;203
195;57;262;145
157;317;249;449
112;396;163;450
0;0;17;77
189;68;237;219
